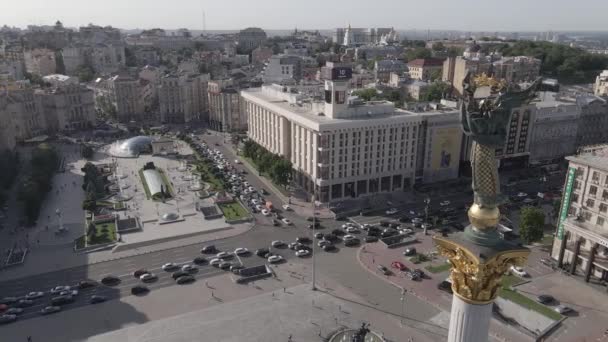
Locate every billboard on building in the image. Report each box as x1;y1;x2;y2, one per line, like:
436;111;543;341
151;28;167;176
557;167;576;239
430;127;462;170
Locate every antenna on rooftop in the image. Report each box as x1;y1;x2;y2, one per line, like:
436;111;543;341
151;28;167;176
202;8;206;35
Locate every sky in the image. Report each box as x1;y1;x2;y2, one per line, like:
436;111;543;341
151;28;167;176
2;0;608;32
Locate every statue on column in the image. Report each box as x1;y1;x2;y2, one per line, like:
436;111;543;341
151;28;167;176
351;322;370;342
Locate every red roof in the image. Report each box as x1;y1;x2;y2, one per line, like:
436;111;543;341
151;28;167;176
407;58;444;68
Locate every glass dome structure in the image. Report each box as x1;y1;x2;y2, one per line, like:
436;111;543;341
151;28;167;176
108;136;153;158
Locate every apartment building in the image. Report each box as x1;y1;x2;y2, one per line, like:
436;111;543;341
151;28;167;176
208;80;245;132
159;73;209;124
407;58;444;81
39;84;96;132
23;48;57;76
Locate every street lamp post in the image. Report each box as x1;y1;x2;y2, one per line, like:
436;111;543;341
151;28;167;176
400;288;406;327
424;197;430;235
311;190;317;291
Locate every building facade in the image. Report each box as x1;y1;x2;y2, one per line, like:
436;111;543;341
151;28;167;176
594;70;608;97
159;73;209;124
552;153;608;284
576;95;608;148
23;48;57;76
407;58;444;81
262;55;303;84
237;28;267;52
109;75;144;123
208;80;245;132
0;87;46;141
375;59;406;83
39;84;96;132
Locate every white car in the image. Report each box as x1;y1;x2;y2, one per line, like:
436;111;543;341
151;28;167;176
440;200;451;206
361;224;372;230
216;251;232;259
248;186;255;192
243;182;250;187
288;242;298;250
251;199;260;205
140;273;157;282
553;305;573;314
234;247;249;255
343;234;357;241
517;192;528;198
341;223;355;229
318;240;332;247
210;258;222;266
400;228;414;235
255;204;264;211
234;159;241;164
412;218;423;224
510;266;529;277
181;264;196;272
523;198;535;204
268;255;283;263
385;208;398;215
345;227;359;233
261;209;271;216
50;286;71;294
295;249;311;257
59;290;78;297
162;263;177;271
421;223;431;230
282;204;292;211
271;240;286;248
281;218;292;225
25;291;45;300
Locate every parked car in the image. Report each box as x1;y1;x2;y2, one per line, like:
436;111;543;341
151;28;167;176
210;258;222;266
314;232;324;239
234;247;249;256
25;292;44;300
255;248;270;257
281;218;292;225
295;249;311;257
437;281;453;294
403;248;417;256
536;294;555;304
377;265;391;276
216;251;233;259
133;269;149;278
364;235;379;243
50;286;71;295
271;240;286;248
385;208;398;215
193;256;208;265
318;240;332;248
510;266;529;277
201;245;216;253
51;295;74;306
16;299;33;308
131;286;149;295
268;255;283;264
345;227;359;234
261;209;271;216
219;261;232;270
4;308;23;315
77;280;96;289
282;204;292;211
553;305;573;314
296;237;311;244
391;261;407;271
440;200;451;207
323;244;337;252
140;273;157;282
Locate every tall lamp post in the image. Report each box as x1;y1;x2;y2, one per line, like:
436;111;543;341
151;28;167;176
432;73;539;342
424;197;431;235
311;187;318;291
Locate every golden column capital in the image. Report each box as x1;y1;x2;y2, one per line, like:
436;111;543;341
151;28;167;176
434;236;529;305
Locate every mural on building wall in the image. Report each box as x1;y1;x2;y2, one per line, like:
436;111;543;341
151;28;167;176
431;127;462;170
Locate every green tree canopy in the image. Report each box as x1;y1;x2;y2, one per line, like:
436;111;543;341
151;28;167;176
405;47;432;62
422;81;451;102
352;88;378;101
519;206;545;244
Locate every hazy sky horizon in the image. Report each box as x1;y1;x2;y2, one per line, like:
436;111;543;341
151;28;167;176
3;0;608;32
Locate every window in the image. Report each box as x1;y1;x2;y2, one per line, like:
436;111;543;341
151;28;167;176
589;185;598;196
583;211;592;221
586;199;595;208
592;171;600;182
597;217;605;227
600;203;608;213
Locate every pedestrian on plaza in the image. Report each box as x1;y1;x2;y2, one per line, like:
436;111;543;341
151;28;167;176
27;336;32;342
372;257;375;264
283;287;286;293
288;335;292;342
211;291;214;297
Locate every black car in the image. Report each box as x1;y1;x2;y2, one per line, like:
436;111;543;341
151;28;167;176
437;281;453;294
537;294;555;304
379;221;390;227
398;216;410;223
255;248;270;257
131;286;149;295
296;236;311;244
344;238;360;247
230;264;245;274
219;262;232;270
89;295;107;304
403;248;417;256
314;232;324;239
272;219;280;226
77;280;96;289
51;295;74;306
172;271;189;280
367;229;380;237
377;265;391;275
413;268;425;278
193;256;208;265
101;275;121;286
16;299;34;308
405;270;420;281
322;244;337;252
133;269;149;278
176;275;195;284
389;223;400;229
323;233;338;242
364;235;378;243
201;245;216;254
0;297;18;305
260;189;269;195
331;229;345;236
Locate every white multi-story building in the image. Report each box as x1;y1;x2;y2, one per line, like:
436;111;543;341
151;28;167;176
108;74;144;123
159;73;209;124
62;43;126;75
0;86;46;141
23;48;56;76
208;79;245;132
261;55;303;84
39;84;96;132
552;150;608;284
242;63;461;202
595;70;608;97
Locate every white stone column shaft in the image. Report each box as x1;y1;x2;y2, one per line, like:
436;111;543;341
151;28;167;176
447;295;493;342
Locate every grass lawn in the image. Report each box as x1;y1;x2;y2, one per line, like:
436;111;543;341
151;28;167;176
138;169;151;199
501;274;526;288
425;262;452;273
195;161;224;191
87;221;117;246
218;201;249;220
499;288;562;320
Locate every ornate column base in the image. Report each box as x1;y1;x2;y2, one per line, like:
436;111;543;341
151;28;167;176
448;295;492;342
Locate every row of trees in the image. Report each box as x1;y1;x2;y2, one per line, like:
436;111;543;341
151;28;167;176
18;144;59;224
242;140;292;186
499;41;608;84
81;162;107;212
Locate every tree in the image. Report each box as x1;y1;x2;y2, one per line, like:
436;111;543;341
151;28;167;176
423;81;451;102
519;206;545;244
429;69;443;82
55;51;66;74
405;47;432;62
352;88;378;101
75;64;95;82
431;42;445;51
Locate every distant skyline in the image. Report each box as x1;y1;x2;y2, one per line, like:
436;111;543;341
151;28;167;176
3;0;608;32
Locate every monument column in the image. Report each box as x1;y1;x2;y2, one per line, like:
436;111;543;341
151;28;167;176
433;73;540;342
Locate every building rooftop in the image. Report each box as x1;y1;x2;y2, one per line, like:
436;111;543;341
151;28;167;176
407;58;444;68
567;153;608;172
